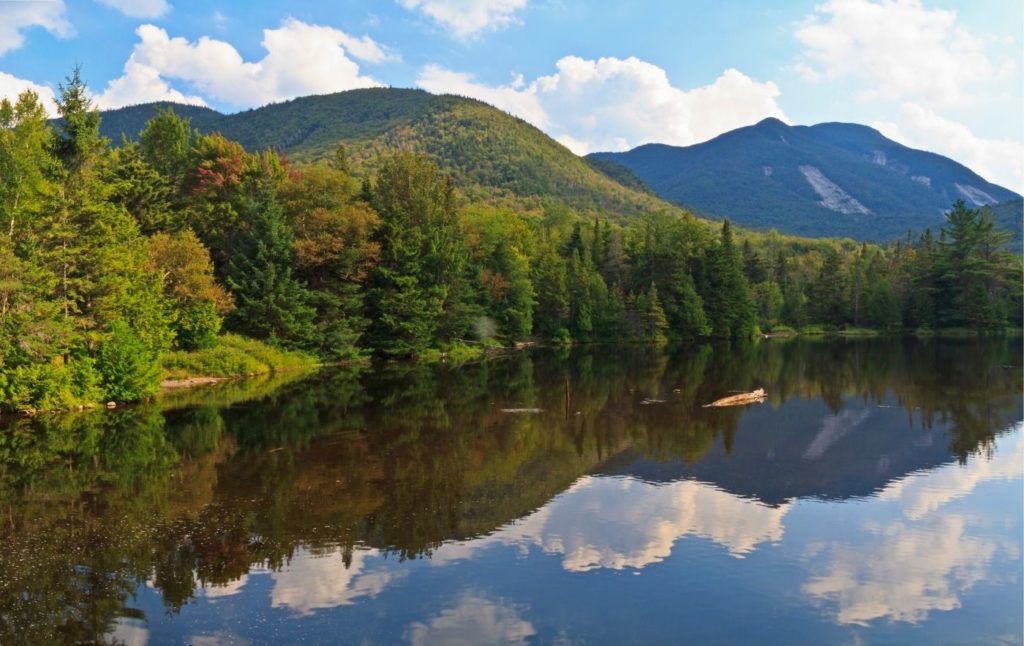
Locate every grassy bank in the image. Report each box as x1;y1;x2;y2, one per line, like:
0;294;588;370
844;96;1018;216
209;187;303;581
161;334;318;380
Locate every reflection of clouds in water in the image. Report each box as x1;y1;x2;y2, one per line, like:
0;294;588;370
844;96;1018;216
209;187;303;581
434;475;789;571
108;617;149;646
804;429;1023;626
190;633;251;646
270;548;402;616
804;515;997;625
879;424;1024;520
198;573;251;598
406;594;535;646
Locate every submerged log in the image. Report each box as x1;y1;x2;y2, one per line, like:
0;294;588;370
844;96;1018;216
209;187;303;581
702;388;766;408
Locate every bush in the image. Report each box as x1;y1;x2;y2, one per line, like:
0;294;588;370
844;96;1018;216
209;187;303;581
0;355;106;412
97;320;162;402
173;301;222;351
161;334;317;379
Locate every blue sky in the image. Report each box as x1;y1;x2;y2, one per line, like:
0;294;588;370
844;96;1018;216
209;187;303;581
1;0;1021;191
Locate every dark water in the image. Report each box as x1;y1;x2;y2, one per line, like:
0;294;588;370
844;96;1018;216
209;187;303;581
1;337;1021;645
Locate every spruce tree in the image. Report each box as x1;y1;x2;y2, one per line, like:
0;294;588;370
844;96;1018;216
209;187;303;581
225;177;316;349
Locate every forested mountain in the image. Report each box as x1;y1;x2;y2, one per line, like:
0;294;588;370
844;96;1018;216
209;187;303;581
91;88;666;217
590;118;1022;241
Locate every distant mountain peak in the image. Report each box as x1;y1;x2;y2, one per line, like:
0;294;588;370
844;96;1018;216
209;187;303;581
590;119;1020;242
752;116;788;129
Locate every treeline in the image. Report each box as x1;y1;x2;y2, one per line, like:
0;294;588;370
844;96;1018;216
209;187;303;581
0;71;1020;410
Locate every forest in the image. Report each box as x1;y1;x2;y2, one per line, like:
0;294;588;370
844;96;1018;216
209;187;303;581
0;70;1020;412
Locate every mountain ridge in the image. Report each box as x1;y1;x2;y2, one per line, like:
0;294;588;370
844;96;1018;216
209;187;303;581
86;90;1021;243
89;88;671;219
590;117;1020;241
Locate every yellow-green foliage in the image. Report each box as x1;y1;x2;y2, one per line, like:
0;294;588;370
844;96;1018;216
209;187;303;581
419;342;486;364
161;334;317;379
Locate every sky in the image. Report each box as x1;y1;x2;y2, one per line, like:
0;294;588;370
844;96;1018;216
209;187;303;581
0;0;1021;192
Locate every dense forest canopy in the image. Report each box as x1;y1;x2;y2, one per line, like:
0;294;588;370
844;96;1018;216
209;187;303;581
0;70;1020;411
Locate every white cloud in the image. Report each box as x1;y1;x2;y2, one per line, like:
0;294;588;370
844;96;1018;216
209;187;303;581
417;57;787;154
419;64;548;127
94;19;390;110
794;0;1015;106
0;0;73;56
95;0;170;19
94;59;206;109
0;71;57;116
399;0;527;39
873;103;1024;193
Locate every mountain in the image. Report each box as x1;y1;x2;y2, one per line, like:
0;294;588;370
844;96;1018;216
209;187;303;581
589;117;1022;241
92;88;669;218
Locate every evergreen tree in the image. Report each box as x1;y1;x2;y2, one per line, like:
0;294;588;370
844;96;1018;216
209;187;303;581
703;220;756;339
532;239;569;339
635;283;669;344
366;153;467;355
934;200;1015;329
224;175;316;349
138;106;191;187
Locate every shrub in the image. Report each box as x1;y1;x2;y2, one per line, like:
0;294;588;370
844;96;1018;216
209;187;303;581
173;302;222;351
161;334;317;379
97;320;162;402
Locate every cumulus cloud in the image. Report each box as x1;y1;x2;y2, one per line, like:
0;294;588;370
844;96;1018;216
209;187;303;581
0;71;58;116
794;0;1015;106
399;0;527;39
94;58;206;109
94;19;391;110
0;0;73;56
873;103;1024;193
94;0;170;19
418;56;787;154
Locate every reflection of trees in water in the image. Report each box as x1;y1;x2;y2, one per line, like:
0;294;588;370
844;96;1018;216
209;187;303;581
0;337;1019;641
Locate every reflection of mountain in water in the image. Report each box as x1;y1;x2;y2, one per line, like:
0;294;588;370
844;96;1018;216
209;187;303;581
0;337;1020;642
601;391;1022;506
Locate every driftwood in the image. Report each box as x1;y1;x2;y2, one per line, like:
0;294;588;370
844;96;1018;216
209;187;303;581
702;388;766;408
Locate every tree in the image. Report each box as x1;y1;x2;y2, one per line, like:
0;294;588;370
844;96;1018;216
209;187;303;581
934;200;1015;329
366;153;470;355
224;173;316;349
532;239;569;339
634;283;669;344
97;319;161;401
147;231;233;350
702;220;756;339
107;142;175;234
138;106;191;185
462;205;535;341
283;164;379;359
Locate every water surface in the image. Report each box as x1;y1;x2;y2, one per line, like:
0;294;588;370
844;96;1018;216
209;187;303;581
1;337;1021;644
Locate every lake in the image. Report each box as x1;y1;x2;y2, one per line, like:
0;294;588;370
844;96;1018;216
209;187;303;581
1;337;1021;645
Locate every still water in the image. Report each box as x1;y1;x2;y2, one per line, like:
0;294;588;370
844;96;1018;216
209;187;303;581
1;337;1021;645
